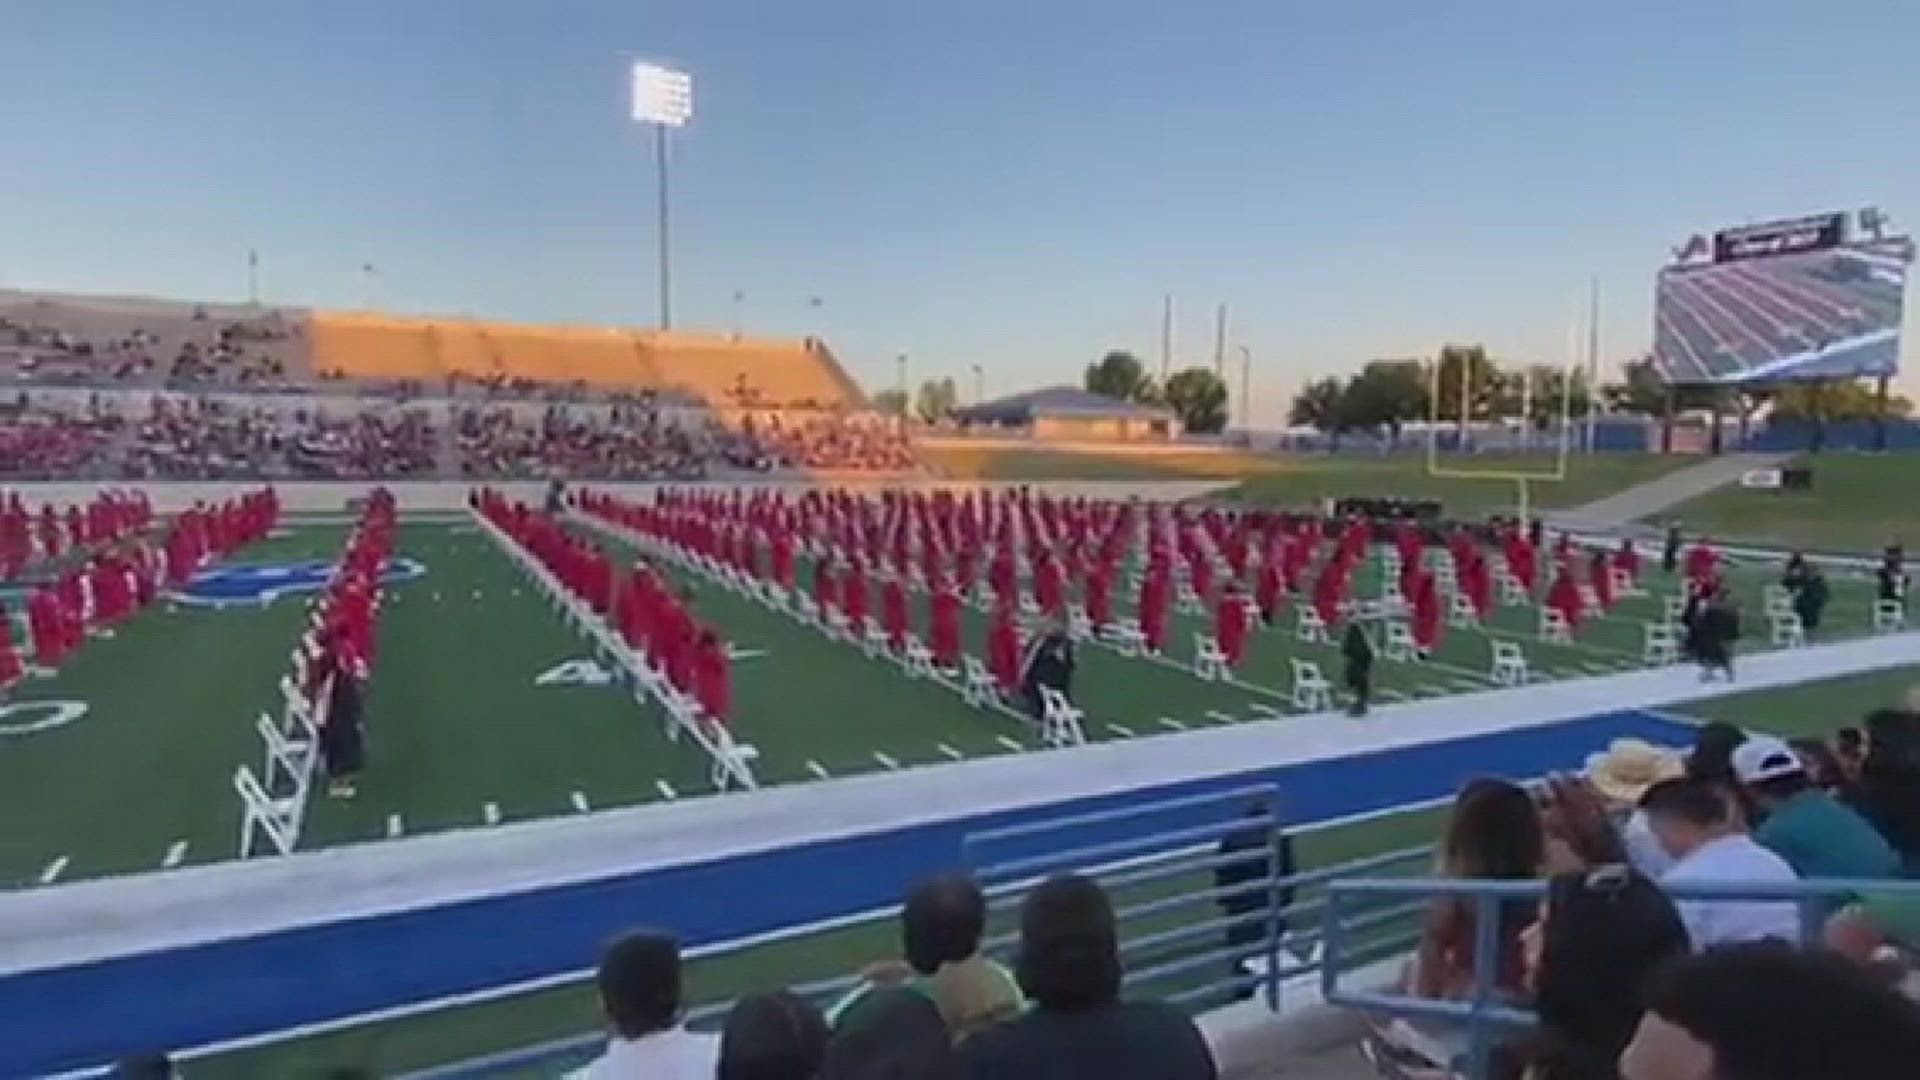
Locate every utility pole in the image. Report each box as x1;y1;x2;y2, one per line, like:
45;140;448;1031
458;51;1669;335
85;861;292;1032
1160;294;1173;382
1213;303;1228;376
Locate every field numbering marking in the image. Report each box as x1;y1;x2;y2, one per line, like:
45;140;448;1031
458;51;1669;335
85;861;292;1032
162;841;188;869
1157;716;1188;731
38;856;69;886
937;743;965;760
1204;710;1237;724
655;779;678;801
806;760;832;780
483;802;502;826
872;751;901;771
995;735;1025;753
387;814;405;838
570;791;590;813
1106;722;1136;738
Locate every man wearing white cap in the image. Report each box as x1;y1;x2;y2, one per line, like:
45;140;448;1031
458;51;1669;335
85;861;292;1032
1734;734;1898;887
1642;776;1800;951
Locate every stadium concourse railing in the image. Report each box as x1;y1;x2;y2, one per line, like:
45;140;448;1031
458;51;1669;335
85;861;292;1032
401;784;1434;1079
1323;876;1920;1080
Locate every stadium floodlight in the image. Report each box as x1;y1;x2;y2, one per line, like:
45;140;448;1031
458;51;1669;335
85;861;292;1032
631;62;693;329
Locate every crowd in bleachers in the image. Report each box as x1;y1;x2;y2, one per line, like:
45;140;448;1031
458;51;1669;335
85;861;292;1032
741;411;917;472
1371;702;1920;1079
1;304;299;389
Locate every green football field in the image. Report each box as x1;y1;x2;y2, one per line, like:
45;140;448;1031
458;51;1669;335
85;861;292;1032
3;499;1910;1076
1;508;1896;889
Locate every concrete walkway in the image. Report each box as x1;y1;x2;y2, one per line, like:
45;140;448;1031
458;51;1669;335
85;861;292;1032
1549;452;1796;533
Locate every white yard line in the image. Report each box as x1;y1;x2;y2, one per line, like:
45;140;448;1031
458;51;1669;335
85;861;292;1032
872;751;902;771
1248;703;1284;718
806;760;832;780
483;802;502;827
1380;688;1411;702
655;779;679;801
1105;722;1136;738
386;814;405;839
1158;717;1188;731
162;841;188;869
569;792;591;814
995;735;1025;753
37;856;69;886
1205;710;1238;724
937;743;965;761
1418;684;1452;696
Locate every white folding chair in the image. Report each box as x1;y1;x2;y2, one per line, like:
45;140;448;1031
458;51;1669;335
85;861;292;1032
1611;568;1642;598
1538;607;1572;644
1066;603;1093;641
901;634;935;678
1038;686;1087;748
1290;658;1333;712
707;724;761;793
1490;640;1529;686
1643;622;1678;666
1448;592;1478;629
1192;633;1228;681
1383;620;1418;662
1296;606;1330;645
1874;600;1906;634
1770;611;1806;648
1109;617;1147;657
961;655;999;708
862;617;890;658
1498;572;1529;607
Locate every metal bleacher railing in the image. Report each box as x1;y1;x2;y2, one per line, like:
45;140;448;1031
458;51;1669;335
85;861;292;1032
400;784;1434;1079
1323;875;1920;1080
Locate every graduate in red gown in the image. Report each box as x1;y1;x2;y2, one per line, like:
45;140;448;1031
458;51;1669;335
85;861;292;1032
1547;564;1584;630
1410;570;1442;655
1139;567;1170;654
770;531;795;589
842;560;870;629
881;572;909;650
1616;538;1639;583
693;629;731;726
1214;583;1250;667
987;601;1022;695
1033;551;1064;616
989;547;1017;607
0;599;22;688
1684;538;1718;586
1464;553;1494;619
1313;563;1346;629
1590;548;1615;610
1507;534;1538;594
812;558;839;617
1084;564;1112;629
929;577;962;669
1254;557;1284;625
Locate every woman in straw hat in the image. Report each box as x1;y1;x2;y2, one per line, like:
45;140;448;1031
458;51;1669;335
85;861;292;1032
1572;739;1686;879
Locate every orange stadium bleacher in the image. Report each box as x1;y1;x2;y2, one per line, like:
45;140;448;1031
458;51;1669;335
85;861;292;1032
307;310;861;408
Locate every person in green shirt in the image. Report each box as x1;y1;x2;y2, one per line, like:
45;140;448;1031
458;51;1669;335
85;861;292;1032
1734;735;1899;887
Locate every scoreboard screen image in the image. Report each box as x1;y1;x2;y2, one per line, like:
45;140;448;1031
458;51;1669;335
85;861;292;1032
1653;217;1911;385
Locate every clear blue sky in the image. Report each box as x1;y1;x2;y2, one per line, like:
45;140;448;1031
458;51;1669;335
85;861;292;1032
3;0;1916;418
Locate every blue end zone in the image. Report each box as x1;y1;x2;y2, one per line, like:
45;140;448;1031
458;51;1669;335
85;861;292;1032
166;557;427;608
0;708;1692;1074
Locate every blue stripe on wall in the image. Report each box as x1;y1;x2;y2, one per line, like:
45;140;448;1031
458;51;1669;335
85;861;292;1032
0;709;1689;1075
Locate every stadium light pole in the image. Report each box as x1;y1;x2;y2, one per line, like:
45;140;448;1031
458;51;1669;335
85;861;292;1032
971;363;985;405
1238;345;1252;434
632;62;692;330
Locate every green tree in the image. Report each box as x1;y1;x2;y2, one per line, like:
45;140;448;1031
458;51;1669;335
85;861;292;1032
1770;379;1911;421
1432;344;1500;424
1339;360;1428;440
913;377;959;423
870;388;909;417
1084;350;1159;404
1289;377;1348;434
1162;367;1230;434
1492;364;1594;429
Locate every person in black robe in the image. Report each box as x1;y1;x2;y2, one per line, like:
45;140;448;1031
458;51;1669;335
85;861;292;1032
1878;559;1908;606
1018;621;1076;722
1662;522;1683;574
1781;551;1811;593
319;665;366;798
1792;565;1829;634
1694;588;1739;681
1342;621;1374;717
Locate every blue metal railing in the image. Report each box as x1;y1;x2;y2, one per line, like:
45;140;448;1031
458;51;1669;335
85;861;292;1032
1322;875;1920;1079
399;791;1435;1078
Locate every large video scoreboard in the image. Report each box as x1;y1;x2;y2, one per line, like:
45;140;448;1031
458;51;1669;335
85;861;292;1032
1652;210;1911;385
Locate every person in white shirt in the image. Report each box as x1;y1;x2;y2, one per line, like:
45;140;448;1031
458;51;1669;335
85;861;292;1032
570;930;719;1079
1641;778;1800;951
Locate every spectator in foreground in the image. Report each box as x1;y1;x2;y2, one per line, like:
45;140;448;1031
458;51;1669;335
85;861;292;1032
572;930;717;1079
1214;799;1298;997
112;1053;176;1079
1854;707;1920;872
1497;866;1691;1080
720;991;829;1080
824;988;961;1080
1640;778;1798;951
829;873;1022;1042
1576;738;1684;877
1732;734;1897;886
1409;778;1544;999
960;873;1217;1080
1619;942;1920;1080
